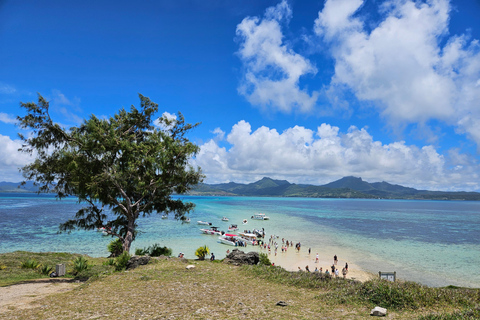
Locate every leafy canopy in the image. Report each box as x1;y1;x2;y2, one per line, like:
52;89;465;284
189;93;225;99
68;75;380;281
17;94;204;252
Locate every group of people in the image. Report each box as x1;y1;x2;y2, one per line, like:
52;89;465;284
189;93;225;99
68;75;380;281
301;254;349;279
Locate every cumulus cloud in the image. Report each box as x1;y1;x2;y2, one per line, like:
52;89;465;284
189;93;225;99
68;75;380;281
0;134;34;182
314;0;480;144
193;121;480;191
0;113;17;125
236;0;319;113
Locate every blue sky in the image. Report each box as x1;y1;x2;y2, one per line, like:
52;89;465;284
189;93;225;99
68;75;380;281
1;0;480;191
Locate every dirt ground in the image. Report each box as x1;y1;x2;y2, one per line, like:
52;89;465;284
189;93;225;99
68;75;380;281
0;279;79;314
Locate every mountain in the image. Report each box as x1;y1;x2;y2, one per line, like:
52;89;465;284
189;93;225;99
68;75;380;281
191;176;480;200
0;181;39;193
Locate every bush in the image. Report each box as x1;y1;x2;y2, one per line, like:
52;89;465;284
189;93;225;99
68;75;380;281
39;265;54;275
135;248;147;256
148;244;172;257
21;259;40;269
107;239;124;257
71;256;90;275
195;245;209;260
259;253;271;266
103;258;115;266
114;252;131;271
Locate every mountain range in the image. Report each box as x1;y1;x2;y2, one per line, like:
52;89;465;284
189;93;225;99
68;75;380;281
2;176;480;200
191;176;480;200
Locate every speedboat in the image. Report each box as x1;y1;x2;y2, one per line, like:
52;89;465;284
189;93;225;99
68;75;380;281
228;224;238;231
251;213;270;220
200;226;223;236
221;217;229;221
218;233;246;246
236;232;257;245
197;221;212;225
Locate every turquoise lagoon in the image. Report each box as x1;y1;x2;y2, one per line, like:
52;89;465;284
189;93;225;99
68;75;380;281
1;193;479;288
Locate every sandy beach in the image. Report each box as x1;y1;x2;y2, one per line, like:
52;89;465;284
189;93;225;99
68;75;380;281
254;241;375;282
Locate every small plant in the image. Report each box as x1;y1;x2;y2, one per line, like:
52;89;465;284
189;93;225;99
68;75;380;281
195;245;210;260
103;258;115;266
259;253;271;266
39;265;54;275
71;256;90;275
21;258;40;269
114;251;131;271
0;264;7;270
107;239;124;257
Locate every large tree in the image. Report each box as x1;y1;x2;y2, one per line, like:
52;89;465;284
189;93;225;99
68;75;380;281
17;94;204;253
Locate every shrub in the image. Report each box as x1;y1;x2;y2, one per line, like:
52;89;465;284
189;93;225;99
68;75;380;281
195;245;209;260
259;253;271;266
107;239;124;257
39;265;54;275
103;258;115;266
71;256;90;275
114;251;131;271
21;259;40;269
147;244;172;257
135;248;147;256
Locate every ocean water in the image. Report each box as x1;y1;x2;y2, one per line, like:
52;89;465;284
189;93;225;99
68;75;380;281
1;193;479;288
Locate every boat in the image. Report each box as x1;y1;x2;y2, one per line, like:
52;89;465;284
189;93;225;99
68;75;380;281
200;226;224;236
221;217;229;221
242;219;248;224
236;231;258;245
251;213;270;220
182;218;191;223
218;233;246;246
228;224;238;231
197;221;212;225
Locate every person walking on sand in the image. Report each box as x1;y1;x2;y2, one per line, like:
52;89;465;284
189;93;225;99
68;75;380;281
334;254;338;265
315;253;319;263
342;267;347;278
345;262;348;271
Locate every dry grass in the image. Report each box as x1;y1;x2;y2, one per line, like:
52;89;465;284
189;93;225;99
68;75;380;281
0;258;475;319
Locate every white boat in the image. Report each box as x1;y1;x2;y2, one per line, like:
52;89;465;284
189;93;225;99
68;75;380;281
197;221;212;225
242;219;248;225
228;224;238;231
251;213;270;220
200;226;223;236
221;217;229;221
218;233;246;246
236;232;257;245
182;218;191;223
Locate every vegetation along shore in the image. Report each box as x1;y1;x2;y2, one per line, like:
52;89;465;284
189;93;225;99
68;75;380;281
0;251;479;319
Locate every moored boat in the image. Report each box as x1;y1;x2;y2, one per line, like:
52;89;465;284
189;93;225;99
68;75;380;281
242;219;248;224
236;231;257;245
221;216;229;221
200;226;223;236
251;213;270;220
197;221;212;225
218;233;246;246
228;224;238;231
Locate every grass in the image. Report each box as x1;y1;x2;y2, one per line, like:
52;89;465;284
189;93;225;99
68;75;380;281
1;252;479;319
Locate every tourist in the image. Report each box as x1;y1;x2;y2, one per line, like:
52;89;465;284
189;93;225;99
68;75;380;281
334;254;338;265
316;253;319;263
335;269;339;278
345;262;348;271
342;267;347;278
210;253;215;261
305;265;310;272
308;247;311;254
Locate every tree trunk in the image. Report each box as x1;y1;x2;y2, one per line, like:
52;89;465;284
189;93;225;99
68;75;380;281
123;220;135;253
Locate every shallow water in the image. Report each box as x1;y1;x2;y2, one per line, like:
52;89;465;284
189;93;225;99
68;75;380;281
1;193;479;288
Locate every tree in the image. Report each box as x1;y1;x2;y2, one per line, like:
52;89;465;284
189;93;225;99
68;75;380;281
17;94;204;253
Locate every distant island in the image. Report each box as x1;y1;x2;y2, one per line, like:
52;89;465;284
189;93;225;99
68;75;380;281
2;176;480;200
190;176;480;201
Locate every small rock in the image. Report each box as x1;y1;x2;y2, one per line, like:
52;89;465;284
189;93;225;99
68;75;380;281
186;265;195;270
276;301;288;307
370;306;387;316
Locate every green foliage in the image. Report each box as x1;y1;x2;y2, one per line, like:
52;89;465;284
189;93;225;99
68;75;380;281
258;253;271;266
107;239;124;257
103;258;115;266
135;248;147;256
39;265;54;275
71;256;90;275
21;258;40;269
114;252;131;271
418;307;480;319
17;94;204;253
195;245;210;260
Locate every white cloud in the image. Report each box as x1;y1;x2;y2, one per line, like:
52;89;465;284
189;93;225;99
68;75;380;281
314;0;480;144
0;83;16;95
0;134;34;182
236;0;319;113
0;113;17;125
193;121;480;191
